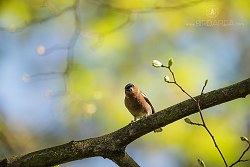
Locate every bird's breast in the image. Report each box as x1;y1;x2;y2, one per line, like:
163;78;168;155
125;96;151;117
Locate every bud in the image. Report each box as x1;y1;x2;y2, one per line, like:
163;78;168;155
164;76;170;83
184;118;193;124
152;60;163;68
168;58;174;67
205;79;208;86
198;159;206;167
240;136;249;142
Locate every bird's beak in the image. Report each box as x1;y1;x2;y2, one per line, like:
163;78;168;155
125;87;133;92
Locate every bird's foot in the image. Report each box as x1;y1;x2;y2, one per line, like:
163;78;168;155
130;119;136;125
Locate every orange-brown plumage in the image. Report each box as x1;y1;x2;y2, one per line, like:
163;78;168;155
124;83;162;132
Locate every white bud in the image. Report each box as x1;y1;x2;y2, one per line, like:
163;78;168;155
240;136;249;142
152;60;163;68
164;76;170;82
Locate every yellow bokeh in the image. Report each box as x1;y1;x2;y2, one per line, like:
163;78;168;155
109;0;158;10
0;0;31;27
232;0;250;19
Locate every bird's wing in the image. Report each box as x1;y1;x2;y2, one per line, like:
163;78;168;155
141;92;163;132
141;92;155;114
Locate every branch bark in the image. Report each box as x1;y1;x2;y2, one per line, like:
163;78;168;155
0;78;249;167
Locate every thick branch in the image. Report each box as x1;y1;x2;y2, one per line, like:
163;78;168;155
0;78;249;167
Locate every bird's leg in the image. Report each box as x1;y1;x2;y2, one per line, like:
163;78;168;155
142;112;150;119
130;117;137;124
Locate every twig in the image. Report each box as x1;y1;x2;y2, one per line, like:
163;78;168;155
157;59;250;167
162;65;196;102
229;138;250;167
161;60;228;166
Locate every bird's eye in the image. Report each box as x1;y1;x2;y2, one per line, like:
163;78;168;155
125;83;133;90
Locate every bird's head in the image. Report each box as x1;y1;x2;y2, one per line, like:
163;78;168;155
125;83;140;95
125;83;134;93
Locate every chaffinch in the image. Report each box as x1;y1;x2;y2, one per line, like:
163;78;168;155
124;83;162;132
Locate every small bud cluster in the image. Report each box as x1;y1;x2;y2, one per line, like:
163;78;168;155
152;58;174;68
152;60;163;68
240;136;249;143
184;118;193;124
152;58;174;83
164;76;170;83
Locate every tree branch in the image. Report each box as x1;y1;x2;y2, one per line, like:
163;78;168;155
0;78;249;167
110;151;140;167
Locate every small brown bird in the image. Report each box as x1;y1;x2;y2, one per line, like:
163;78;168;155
124;83;162;132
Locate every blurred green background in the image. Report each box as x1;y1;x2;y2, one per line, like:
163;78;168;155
0;0;250;166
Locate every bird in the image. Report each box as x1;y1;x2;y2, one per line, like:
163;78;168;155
124;83;162;132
